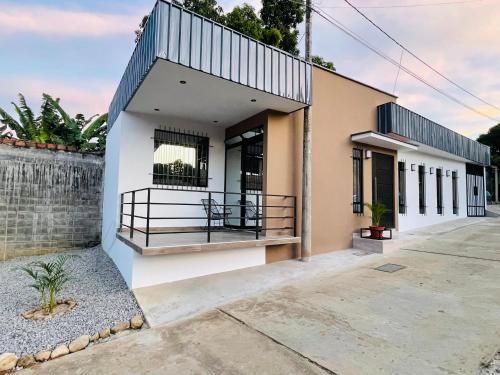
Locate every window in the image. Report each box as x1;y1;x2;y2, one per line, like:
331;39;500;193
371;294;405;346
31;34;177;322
436;168;443;215
352;148;363;213
398;161;406;214
153;129;209;187
418;165;426;214
452;171;459;215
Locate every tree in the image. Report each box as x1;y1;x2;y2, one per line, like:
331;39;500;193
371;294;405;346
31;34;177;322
312;55;335;71
174;0;224;23
478;123;500;166
0;94;108;152
224;4;263;41
260;0;304;54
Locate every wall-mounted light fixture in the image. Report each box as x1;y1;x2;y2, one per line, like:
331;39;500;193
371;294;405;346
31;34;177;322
446;170;450;177
429;167;434;174
365;150;372;159
411;164;416;171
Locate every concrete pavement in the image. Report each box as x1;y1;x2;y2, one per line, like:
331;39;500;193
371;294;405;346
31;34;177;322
21;215;500;375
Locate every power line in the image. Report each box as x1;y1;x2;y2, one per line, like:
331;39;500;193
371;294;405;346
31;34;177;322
319;0;489;9
340;0;500;112
311;5;500;122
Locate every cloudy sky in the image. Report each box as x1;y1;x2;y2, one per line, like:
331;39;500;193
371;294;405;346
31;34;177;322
0;0;499;139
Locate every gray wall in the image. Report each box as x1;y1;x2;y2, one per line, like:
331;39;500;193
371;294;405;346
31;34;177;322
0;145;104;260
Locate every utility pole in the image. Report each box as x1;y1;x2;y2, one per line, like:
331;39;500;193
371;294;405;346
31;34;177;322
301;0;312;261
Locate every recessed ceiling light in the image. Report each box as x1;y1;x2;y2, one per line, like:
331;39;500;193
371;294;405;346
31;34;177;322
213;120;219;123
154;108;160;111
250;99;256;102
179;80;187;84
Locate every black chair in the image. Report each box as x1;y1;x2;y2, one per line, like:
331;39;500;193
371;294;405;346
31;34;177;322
238;200;261;225
201;199;232;228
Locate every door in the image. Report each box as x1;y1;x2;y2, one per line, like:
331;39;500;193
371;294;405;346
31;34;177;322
372;152;395;228
466;163;485;217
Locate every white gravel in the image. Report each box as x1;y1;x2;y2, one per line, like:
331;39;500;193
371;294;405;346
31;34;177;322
0;246;144;356
480;351;500;375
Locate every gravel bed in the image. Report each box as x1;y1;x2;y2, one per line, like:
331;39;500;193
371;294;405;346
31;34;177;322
480;351;500;375
0;246;144;356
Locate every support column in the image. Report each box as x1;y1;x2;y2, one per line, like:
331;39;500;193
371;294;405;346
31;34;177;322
495;166;499;203
301;0;313;261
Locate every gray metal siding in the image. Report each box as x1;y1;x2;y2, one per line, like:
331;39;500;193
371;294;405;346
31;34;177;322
108;0;312;128
377;103;490;166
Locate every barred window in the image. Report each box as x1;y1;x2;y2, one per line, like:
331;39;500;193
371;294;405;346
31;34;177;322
418;165;426;214
398;161;406;214
452;171;459;215
153;129;209;187
352;148;363;213
436;168;443;215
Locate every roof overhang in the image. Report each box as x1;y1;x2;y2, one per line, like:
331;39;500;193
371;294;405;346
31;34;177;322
351;131;418;151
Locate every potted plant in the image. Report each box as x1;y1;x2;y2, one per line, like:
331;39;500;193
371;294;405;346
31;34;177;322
364;202;387;239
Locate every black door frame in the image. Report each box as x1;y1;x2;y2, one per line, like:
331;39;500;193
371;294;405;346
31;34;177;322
372;152;395;228
466;163;485;217
224;133;264;228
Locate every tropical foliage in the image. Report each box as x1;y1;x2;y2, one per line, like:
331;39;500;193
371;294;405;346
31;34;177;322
364;202;387;227
0;94;107;152
20;254;78;313
135;0;334;68
477;123;500;166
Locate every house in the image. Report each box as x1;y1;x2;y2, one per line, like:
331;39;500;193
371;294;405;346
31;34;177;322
102;0;490;289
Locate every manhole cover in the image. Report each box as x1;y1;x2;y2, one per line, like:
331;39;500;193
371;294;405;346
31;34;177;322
374;263;406;273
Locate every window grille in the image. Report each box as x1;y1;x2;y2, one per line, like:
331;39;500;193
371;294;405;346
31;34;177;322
436;168;443;215
418;165;426;214
398;161;406;214
352;148;363;213
153;129;209;187
452;171;459;215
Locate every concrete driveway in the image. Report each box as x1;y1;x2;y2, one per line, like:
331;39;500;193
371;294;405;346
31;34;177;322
22;216;500;375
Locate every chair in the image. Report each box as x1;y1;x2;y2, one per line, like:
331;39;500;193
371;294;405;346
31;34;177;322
201;199;232;228
238;200;262;225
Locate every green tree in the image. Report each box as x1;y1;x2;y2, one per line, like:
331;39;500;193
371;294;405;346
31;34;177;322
260;0;304;54
312;55;335;71
224;4;263;41
0;94;108;152
478;123;500;166
174;0;224;23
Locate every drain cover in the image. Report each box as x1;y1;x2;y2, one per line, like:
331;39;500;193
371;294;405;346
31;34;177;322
374;263;406;273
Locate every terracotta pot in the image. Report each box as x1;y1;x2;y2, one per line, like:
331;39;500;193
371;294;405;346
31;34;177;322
67;145;77;152
46;143;56;150
56;144;66;151
36;143;47;149
15;140;26;147
369;226;385;240
2;138;15;145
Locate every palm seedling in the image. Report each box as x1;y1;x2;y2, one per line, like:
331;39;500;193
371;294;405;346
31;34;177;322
20;254;78;313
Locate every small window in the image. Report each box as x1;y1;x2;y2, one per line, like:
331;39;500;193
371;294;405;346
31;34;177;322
153;129;209;187
398;161;406;214
352;148;363;213
436;168;443;215
452;171;459;215
418;165;426;215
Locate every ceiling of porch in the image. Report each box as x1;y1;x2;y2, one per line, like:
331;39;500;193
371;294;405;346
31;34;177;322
126;59;307;127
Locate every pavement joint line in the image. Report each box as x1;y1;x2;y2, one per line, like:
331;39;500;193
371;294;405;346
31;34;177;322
400;248;500;262
217;308;338;375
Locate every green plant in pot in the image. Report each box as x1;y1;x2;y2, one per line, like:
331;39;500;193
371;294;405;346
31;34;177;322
364;202;387;239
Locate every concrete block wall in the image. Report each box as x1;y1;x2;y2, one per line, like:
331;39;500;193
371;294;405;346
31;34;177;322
0;145;104;260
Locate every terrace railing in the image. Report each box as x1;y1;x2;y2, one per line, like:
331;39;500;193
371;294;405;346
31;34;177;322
119;187;297;247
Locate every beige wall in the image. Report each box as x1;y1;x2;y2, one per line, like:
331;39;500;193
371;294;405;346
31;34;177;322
310;67;397;254
262;67;397;258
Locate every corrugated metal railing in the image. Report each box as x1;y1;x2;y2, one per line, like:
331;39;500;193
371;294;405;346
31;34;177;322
378;102;490;166
108;0;312;128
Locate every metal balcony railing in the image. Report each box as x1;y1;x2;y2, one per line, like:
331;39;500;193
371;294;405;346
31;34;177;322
119;187;297;247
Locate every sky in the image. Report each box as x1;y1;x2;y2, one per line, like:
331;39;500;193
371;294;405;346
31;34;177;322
0;0;499;139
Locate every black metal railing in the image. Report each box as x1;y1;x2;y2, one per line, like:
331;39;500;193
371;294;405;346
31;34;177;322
119;188;297;247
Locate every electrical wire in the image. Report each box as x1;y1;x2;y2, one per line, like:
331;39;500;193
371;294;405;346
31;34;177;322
320;0;489;9
311;5;500;122
340;0;500;112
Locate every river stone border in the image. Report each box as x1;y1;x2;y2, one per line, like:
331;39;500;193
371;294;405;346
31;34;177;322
0;315;145;372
